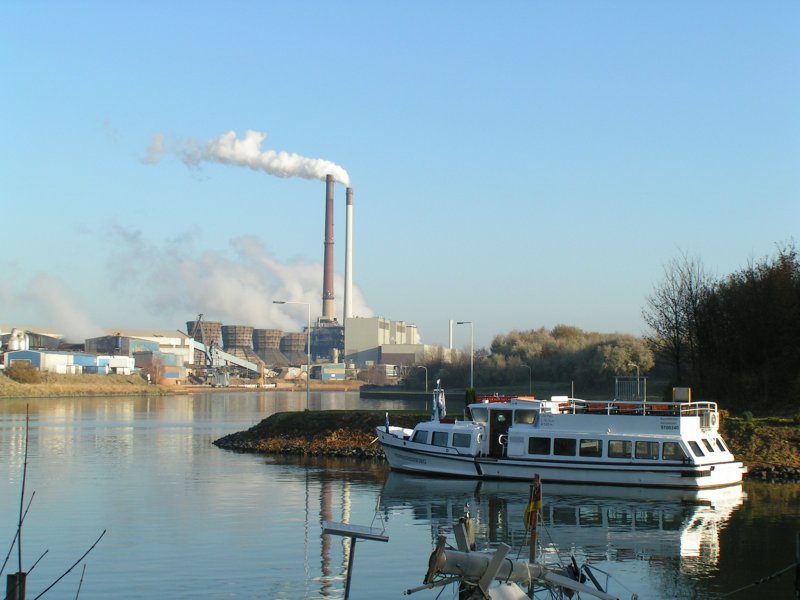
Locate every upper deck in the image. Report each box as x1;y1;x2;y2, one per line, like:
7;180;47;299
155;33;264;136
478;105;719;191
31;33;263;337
470;396;720;436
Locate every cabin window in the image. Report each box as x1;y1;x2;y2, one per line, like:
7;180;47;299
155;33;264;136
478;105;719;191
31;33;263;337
412;430;429;444
514;409;538;425
662;442;688;461
470;407;489;423
579;439;602;457
702;439;715;453
715;438;728;452
528;437;551;455
635;441;659;460
432;431;449;447
688;440;705;457
554;438;576;456
608;440;632;458
452;433;472;449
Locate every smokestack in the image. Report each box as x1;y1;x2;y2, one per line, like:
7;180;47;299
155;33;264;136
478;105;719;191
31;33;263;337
344;187;353;320
449;320;453;349
322;174;335;320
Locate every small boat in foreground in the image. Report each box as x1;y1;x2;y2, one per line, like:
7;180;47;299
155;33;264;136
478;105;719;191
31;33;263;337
377;382;746;489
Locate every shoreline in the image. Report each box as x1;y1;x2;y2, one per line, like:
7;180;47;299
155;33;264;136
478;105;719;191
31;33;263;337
212;410;800;483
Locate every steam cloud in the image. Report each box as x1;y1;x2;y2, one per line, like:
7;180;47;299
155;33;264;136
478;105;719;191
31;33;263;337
145;129;350;186
25;274;105;342
107;227;372;330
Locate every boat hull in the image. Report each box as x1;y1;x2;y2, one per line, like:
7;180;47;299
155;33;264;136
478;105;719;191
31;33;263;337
378;430;745;489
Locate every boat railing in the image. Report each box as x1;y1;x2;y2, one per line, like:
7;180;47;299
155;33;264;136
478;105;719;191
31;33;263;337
557;398;718;417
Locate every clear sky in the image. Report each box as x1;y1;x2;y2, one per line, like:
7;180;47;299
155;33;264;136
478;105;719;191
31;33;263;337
2;1;798;348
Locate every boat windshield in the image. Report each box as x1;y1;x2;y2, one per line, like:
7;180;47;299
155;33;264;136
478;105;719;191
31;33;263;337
514;409;538;425
470;407;489;423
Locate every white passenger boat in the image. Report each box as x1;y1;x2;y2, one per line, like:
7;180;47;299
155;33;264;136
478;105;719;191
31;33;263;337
377;382;746;489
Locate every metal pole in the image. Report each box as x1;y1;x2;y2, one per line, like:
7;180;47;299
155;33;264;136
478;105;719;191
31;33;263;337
343;537;356;600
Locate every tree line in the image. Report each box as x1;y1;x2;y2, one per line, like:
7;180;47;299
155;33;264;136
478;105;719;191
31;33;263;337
406;325;654;395
643;242;799;414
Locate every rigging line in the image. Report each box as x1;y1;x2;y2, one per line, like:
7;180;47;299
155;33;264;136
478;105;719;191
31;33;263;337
0;490;35;578
31;529;106;600
718;562;798;597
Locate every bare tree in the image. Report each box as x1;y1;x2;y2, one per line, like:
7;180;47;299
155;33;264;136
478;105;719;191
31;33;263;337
643;252;712;385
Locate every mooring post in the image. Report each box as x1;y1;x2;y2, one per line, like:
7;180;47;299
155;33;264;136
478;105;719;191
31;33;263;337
6;572;26;600
527;474;541;564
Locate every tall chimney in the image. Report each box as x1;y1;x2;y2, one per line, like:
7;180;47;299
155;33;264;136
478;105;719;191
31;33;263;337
322;174;335;320
344;187;353;320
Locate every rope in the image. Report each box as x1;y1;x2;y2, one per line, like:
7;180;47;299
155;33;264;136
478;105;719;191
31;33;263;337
719;562;798;597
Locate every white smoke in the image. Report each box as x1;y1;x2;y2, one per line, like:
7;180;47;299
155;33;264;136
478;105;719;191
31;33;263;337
25;274;106;342
146;129;350;186
107;228;372;330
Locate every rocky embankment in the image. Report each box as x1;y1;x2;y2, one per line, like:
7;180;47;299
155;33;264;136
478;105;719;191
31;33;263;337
214;411;800;482
213;410;422;458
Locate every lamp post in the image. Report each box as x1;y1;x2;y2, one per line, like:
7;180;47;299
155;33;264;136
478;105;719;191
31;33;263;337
520;363;532;395
417;365;428;393
456;321;473;389
274;300;311;411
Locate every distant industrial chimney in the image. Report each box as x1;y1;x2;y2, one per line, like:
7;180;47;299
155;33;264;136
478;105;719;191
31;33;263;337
322;174;335;320
344;187;353;320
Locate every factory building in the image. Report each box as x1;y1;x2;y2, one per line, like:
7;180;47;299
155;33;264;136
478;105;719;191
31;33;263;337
4;350;135;375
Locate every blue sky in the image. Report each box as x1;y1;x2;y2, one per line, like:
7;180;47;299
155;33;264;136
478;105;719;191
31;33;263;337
2;1;798;348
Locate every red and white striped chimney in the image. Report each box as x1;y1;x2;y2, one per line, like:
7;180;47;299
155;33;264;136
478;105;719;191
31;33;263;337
322;174;335;320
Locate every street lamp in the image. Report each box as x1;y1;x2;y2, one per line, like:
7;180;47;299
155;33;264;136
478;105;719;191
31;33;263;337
520;363;532;395
456;321;473;389
274;300;311;411
417;365;428;393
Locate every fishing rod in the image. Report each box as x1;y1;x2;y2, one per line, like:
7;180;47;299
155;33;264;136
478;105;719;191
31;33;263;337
31;529;106;600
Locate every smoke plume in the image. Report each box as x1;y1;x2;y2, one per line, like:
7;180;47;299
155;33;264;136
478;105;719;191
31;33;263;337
146;129;350;186
107;228;372;330
25;274;105;342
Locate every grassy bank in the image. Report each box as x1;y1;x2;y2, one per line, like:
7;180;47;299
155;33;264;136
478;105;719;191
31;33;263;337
0;372;170;398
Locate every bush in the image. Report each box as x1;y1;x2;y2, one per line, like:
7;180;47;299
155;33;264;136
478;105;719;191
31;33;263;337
6;362;41;384
742;410;754;422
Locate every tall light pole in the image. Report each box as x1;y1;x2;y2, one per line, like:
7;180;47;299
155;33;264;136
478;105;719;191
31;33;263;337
520;363;532;395
456;321;473;389
417;365;428;393
274;300;311;411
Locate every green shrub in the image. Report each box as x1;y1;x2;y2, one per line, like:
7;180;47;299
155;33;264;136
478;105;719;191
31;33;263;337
6;362;41;384
742;410;754;422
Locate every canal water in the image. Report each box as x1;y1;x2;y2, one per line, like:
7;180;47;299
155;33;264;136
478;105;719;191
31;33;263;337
0;393;797;599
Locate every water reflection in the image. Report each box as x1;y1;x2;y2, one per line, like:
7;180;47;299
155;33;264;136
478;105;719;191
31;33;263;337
380;473;746;579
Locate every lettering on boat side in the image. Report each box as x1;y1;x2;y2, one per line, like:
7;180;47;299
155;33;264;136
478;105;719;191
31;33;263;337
399;452;427;465
660;417;680;431
540;415;555;428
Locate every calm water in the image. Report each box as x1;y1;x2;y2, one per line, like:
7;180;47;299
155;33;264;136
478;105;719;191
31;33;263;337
0;393;797;599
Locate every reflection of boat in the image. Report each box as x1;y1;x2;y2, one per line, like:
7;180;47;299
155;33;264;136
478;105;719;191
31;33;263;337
381;472;745;572
378;383;746;488
402;477;627;600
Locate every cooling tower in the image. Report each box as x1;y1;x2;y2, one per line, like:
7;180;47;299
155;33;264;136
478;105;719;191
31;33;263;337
221;325;261;364
280;332;308;366
187;320;222;365
253;328;289;367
